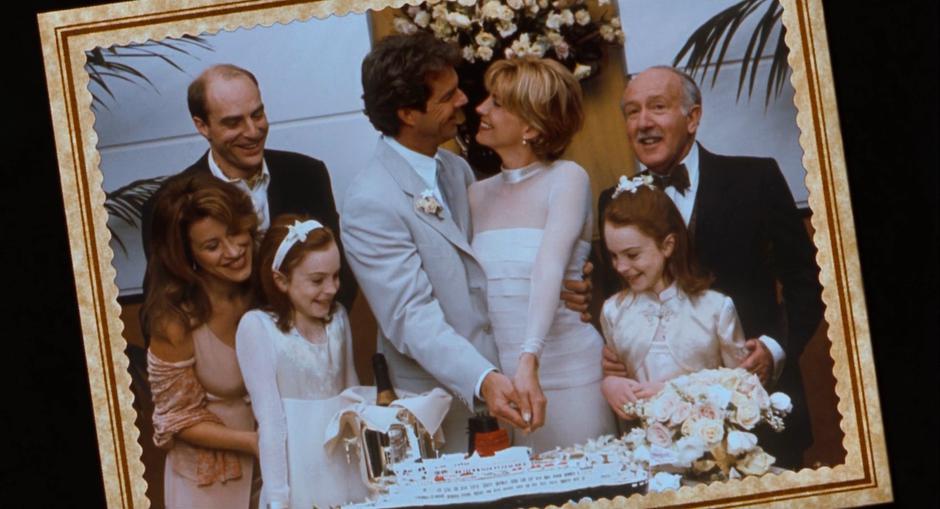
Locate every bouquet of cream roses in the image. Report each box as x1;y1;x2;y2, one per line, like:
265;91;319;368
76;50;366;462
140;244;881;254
622;368;792;482
393;0;623;81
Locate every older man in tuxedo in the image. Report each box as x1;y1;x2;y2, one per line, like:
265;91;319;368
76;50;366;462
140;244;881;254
341;34;592;452
141;63;357;310
597;66;824;469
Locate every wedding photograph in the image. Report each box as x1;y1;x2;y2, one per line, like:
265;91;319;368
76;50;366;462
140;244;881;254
27;0;912;507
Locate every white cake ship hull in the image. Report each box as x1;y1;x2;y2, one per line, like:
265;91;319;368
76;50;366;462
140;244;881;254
343;446;647;509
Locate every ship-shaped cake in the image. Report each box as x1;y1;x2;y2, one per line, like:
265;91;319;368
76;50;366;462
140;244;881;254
341;422;648;509
326;362;647;509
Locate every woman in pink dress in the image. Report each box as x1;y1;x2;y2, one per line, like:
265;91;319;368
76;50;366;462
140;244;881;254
143;173;260;509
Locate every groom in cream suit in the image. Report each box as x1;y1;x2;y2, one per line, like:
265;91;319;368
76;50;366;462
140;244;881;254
341;34;532;452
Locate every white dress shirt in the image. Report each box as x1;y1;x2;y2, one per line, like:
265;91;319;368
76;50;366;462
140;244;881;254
207;151;272;232
638;143;785;383
384;136;450;215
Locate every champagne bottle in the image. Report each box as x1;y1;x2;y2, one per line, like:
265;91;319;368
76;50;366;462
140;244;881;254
364;353;397;479
373;353;398;406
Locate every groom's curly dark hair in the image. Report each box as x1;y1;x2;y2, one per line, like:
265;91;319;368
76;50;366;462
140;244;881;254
361;32;460;136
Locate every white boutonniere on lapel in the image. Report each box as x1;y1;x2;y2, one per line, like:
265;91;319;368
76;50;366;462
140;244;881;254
415;189;444;219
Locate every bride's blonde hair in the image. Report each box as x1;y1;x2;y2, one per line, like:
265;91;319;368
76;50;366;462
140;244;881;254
483;57;584;161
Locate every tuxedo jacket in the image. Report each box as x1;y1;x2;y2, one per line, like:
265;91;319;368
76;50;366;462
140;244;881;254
141;149;358;311
340;139;498;452
597;144;824;460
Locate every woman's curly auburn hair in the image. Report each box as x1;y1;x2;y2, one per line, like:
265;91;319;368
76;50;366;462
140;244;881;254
142;173;259;337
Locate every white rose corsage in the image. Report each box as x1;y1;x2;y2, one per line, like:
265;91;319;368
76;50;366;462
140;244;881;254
415;189;444;219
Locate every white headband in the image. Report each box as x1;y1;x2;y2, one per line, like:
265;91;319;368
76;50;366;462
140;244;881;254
611;174;655;199
272;219;324;271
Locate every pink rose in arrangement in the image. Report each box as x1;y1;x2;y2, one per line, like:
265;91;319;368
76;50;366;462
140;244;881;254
733;401;761;430
693;402;721;421
681;415;699;437
646;422;673;448
649;390;681;423
736;377;760;397
694;419;725;446
669;400;692;427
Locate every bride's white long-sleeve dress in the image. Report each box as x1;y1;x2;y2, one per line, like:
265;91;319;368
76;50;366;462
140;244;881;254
469;159;616;453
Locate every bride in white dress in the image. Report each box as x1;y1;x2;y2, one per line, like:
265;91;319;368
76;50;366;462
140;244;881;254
236;215;366;509
468;57;616;452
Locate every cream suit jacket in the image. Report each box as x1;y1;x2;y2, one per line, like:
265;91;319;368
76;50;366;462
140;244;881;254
341;139;498;450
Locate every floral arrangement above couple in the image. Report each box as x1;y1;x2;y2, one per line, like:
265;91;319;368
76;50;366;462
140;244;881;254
394;0;624;79
394;0;625;173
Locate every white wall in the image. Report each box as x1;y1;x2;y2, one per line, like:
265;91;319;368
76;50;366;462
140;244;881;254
617;0;808;208
92;14;378;295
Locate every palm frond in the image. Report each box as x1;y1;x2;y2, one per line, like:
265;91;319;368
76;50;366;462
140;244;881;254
109;226;129;255
766;23;790;108
739;0;782;101
104;175;170;255
673;0;763;85
706;0;763;89
673;0;790;103
85;35;213;109
104;175;170;226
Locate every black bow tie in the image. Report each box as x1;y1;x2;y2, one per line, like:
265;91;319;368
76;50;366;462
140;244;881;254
642;164;690;195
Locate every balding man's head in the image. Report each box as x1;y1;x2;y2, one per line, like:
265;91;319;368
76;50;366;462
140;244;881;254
189;64;268;179
620;66;702;174
188;64;259;123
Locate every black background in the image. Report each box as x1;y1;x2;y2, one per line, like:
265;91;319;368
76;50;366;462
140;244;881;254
6;1;937;507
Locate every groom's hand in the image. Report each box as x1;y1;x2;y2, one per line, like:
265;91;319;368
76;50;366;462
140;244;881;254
480;372;528;430
561;261;594;322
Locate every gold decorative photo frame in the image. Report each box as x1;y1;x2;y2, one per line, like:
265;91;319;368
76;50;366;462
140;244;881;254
37;0;892;507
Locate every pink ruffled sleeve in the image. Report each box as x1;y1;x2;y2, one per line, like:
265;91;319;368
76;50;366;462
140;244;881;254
147;350;242;486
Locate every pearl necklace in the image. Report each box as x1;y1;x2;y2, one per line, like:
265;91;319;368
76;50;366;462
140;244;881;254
500;162;544;184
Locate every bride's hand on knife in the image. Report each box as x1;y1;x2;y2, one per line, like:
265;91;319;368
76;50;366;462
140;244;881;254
513;353;547;433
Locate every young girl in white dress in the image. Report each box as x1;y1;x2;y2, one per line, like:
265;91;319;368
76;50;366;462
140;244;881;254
599;177;751;420
236;215;366;509
470;57;616;451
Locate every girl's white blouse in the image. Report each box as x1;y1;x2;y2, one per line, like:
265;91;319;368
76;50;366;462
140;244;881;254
600;284;749;383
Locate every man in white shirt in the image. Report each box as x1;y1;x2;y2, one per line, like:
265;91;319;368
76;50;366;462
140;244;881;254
597;66;824;469
141;63;357;310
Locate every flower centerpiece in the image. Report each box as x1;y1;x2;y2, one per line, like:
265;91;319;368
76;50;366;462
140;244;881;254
622;368;792;484
393;0;624;173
